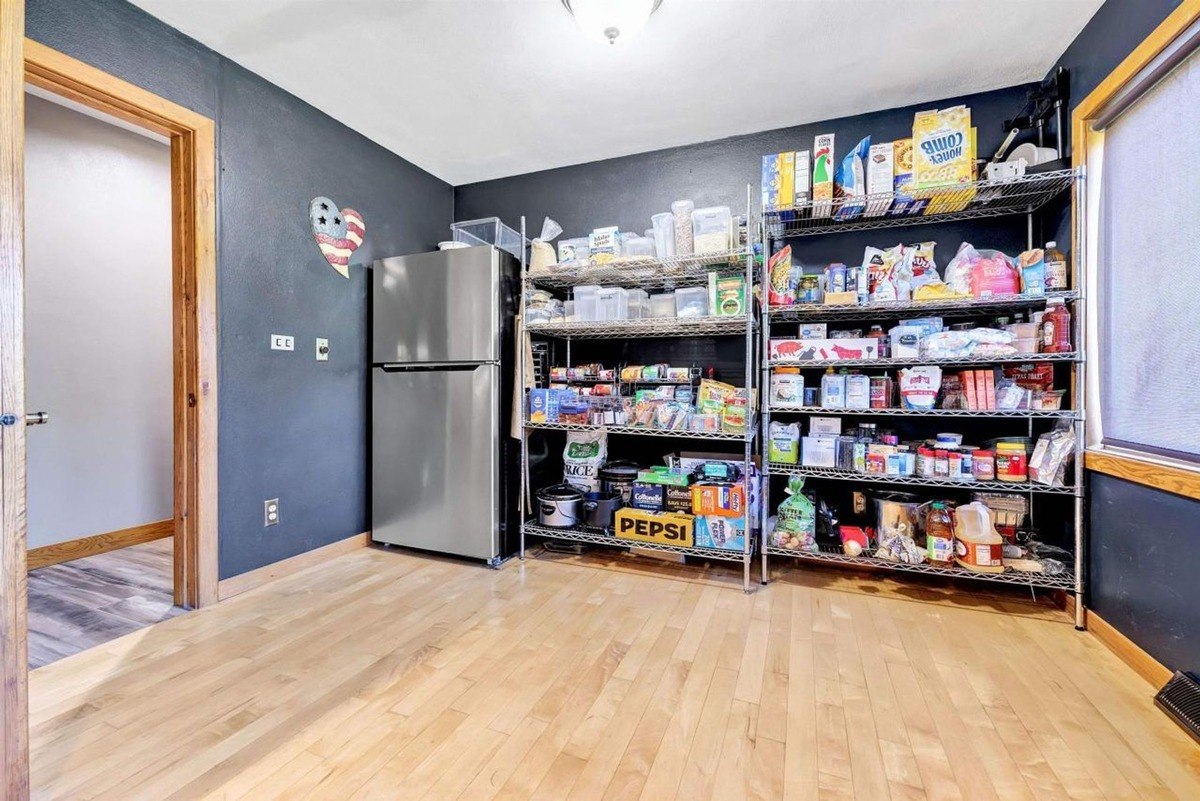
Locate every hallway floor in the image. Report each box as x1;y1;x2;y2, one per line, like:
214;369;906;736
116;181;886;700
27;545;1200;800
27;538;183;669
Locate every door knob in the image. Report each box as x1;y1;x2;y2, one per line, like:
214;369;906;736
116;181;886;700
26;411;49;426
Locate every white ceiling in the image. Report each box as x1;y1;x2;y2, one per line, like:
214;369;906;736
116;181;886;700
130;0;1104;185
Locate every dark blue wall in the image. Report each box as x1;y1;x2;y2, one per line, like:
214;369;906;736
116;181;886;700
1053;0;1198;673
27;0;454;580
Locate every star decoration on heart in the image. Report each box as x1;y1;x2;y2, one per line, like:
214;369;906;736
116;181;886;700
309;196;365;279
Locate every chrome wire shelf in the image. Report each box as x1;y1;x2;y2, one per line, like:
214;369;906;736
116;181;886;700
764;169;1077;238
764;545;1075;590
528;315;755;340
525;419;754;441
767;290;1080;322
524;521;748;563
766;463;1079;495
766;406;1077;419
527;249;751;290
765;351;1079;369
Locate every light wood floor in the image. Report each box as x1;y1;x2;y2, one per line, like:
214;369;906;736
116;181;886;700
27;538;183;669
28;545;1200;800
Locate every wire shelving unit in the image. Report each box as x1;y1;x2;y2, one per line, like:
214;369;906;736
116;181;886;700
518;185;762;592
759;167;1087;626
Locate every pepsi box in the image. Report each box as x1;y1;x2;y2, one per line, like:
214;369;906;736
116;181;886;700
629;481;664;512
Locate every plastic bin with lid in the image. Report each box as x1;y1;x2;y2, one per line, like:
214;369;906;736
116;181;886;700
691;206;732;254
622;235;656;259
596;287;630;321
557;237;590;264
650;293;676;318
449;217;526;259
626;289;651;319
675;287;709;318
573;285;600;321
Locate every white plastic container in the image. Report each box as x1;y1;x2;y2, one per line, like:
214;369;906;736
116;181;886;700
574;285;600;321
596;287;630;321
674;286;709;318
650;293;676;318
651;213;676;259
671;200;695;256
623;236;655;259
626;289;651;319
691;206;732;254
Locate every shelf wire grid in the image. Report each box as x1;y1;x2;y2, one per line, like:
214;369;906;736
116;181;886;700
766;290;1079;322
765;351;1079;369
764;545;1075;590
524;521;750;563
528;314;756;340
528;249;750;290
765;169;1077;238
765;406;1077;419
524;419;755;441
765;463;1080;495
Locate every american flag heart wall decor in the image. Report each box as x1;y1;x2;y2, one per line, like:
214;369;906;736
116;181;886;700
310;196;365;279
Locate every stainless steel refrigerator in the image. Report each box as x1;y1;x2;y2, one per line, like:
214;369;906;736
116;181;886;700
371;245;518;564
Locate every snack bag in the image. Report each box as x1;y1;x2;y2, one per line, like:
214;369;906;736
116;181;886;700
943;241;979;295
970;249;1020;297
767;245;794;306
863;244;905;302
908;241;941;290
898;366;942;410
834;136;871;221
769;477;817;551
1017;249;1046;296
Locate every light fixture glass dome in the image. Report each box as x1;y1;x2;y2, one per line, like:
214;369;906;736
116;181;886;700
562;0;663;45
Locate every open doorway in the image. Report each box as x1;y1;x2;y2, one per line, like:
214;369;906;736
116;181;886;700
22;90;182;668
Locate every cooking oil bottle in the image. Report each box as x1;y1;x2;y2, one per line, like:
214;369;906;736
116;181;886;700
926;501;955;565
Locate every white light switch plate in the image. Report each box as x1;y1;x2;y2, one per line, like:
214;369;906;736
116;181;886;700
315;338;329;361
270;334;294;351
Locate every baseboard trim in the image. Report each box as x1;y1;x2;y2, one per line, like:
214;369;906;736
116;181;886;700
217;531;371;601
27;519;174;570
1086;610;1173;688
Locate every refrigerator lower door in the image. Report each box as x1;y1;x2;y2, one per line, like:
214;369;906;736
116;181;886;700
372;363;499;561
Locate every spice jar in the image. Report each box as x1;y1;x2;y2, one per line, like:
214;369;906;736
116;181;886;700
995;442;1028;482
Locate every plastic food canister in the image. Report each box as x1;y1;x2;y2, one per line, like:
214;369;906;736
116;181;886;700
651;213;676;259
671;200;695;256
995;442;1028;482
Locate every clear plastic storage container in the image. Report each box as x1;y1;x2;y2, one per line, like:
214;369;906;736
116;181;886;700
557;237;590;263
450;217;526;259
650;293;677;318
671;200;695;256
651;213;676;259
675;287;709;318
573;285;600;321
691;206;732;254
596;287;630;321
623;236;656;259
626;289;651;319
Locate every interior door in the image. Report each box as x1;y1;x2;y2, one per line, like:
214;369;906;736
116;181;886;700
371;364;498;561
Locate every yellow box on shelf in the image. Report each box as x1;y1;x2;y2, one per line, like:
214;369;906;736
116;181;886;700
614;508;695;549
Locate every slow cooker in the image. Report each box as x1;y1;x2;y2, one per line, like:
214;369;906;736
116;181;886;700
537;484;582;527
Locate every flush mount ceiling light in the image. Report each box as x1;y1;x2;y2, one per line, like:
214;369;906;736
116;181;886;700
562;0;663;45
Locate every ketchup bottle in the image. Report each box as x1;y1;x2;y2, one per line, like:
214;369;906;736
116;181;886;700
1041;299;1072;353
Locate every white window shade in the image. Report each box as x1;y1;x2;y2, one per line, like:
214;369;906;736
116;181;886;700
1098;47;1200;461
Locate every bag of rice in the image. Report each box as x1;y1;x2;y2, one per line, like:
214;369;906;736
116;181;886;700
563;430;607;492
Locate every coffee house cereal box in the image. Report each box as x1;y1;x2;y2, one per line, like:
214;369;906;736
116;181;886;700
913;106;975;212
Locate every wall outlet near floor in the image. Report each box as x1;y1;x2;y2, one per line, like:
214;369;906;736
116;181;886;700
264;498;280;526
316;337;329;361
270;334;294;351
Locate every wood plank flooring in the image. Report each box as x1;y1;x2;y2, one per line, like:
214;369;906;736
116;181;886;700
27;545;1200;800
27;538;182;669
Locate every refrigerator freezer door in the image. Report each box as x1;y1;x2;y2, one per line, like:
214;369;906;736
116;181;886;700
373;246;499;365
372;363;499;561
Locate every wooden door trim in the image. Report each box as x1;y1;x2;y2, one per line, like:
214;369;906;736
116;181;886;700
21;39;219;611
1;2;29;796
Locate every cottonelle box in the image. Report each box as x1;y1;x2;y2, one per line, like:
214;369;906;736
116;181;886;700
614;508;695;548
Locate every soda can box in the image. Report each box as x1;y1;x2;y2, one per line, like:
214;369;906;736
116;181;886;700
694;515;747;552
615;508;694;548
629;481;665;512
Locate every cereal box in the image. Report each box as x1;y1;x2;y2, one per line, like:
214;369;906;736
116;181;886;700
913;106;973;189
761;152;795;214
892;138;925;216
865;142;894;218
812;134;835;218
793;149;811;209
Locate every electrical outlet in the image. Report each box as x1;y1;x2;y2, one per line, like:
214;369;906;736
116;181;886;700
316;337;329;361
264;498;280;526
270;334;294;351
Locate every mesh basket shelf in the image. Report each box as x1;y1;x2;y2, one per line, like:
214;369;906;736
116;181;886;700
528;249;751;290
528;315;755;340
523;521;748;563
765;463;1080;495
767;290;1080;322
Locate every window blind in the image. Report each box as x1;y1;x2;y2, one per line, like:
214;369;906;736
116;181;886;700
1098;47;1200;461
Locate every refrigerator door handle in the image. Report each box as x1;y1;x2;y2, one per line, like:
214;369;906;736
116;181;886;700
378;361;497;372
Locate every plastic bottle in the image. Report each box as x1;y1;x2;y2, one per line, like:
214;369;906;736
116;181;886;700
1041;298;1072;353
926;502;955;565
1044;241;1068;290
